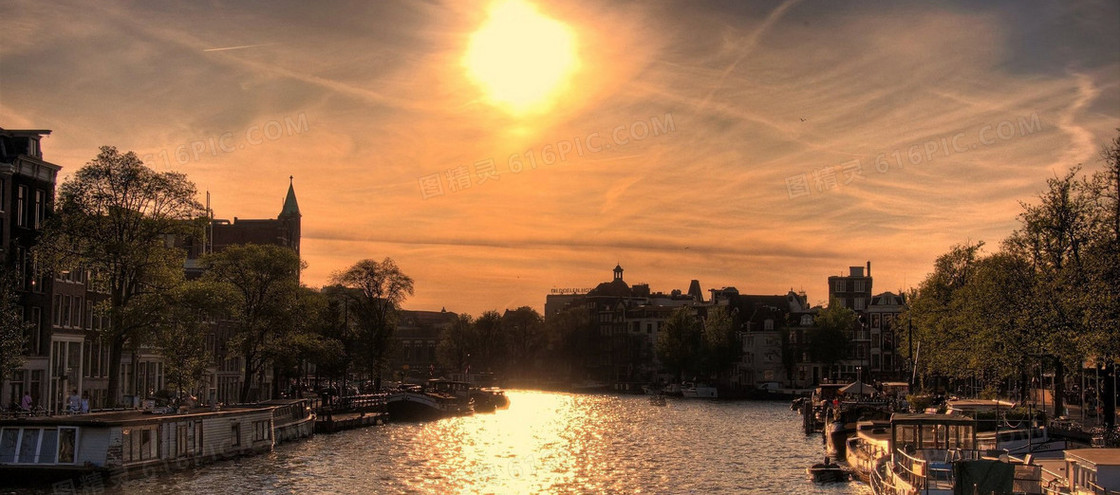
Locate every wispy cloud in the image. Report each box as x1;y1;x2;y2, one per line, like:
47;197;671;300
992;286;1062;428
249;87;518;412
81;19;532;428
202;42;277;52
2;0;1116;314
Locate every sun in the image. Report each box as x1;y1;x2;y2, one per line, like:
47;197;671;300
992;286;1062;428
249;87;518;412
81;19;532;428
463;0;580;115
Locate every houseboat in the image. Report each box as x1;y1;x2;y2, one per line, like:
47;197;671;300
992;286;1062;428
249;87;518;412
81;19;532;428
0;399;314;483
945;399;1053;455
869;413;1042;495
1050;449;1120;495
824;400;892;458
845;420;891;482
385;380;474;422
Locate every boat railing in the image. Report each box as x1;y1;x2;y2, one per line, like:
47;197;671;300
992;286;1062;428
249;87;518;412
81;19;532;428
894;448;929;490
870;458;898;493
320;394;388;416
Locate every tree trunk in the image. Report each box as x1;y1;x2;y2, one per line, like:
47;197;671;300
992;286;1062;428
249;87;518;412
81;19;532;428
271;366;281;399
106;336;125;407
1106;362;1116;428
1053;360;1065;418
239;353;254;403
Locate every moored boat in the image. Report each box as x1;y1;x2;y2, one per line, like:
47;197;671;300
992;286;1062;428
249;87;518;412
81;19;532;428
824;400;892;459
945;398;1055;455
807;456;850;483
469;387;509;413
844;420;890;482
385;380;474;422
869;413;1042;495
0;398;315;483
680;382;717;399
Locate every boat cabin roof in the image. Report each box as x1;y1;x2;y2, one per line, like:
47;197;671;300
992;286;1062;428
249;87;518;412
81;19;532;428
946;399;1016;415
0;404;283;427
889;413;978;425
1066;449;1120;467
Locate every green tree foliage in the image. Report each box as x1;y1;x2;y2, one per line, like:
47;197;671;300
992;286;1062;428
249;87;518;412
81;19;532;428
698;306;739;378
38;146;204;405
311;285;358;384
437;313;474;375
265;286;330;397
905;132;1120;414
543;305;596;382
0;271;29;387
502;306;545;379
954;252;1040;398
203;243;304;402
156;279;236;401
808;302;855;368
655;307;702;380
331;257;414;391
471;310;505;374
905;242;985;378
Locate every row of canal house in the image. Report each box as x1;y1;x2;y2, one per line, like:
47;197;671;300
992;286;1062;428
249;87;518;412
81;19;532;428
0;128;126;414
543;263;909;391
1;127;304;413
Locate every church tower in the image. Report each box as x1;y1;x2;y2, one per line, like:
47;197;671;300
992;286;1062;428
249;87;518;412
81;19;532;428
278;176;301;256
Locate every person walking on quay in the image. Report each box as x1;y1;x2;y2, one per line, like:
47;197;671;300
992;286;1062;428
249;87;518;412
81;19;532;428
20;391;32;412
80;391;90;414
67;389;81;414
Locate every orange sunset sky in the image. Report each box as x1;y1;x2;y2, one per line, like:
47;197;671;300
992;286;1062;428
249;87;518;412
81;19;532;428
2;0;1118;316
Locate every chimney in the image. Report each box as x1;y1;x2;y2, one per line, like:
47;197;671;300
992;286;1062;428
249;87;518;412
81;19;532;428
866;261;871;278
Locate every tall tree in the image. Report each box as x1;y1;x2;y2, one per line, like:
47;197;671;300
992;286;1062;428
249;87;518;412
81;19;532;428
38;146;204;405
655;307;701;381
316;285;360;386
203;243;303;402
543;304;595;382
699;305;739;378
0;271;29;391
157;279;236;402
437;313;474;375
1006;168;1103;416
265;286;330;398
1084;134;1120;425
471;310;506;374
904;242;985;380
502;306;545;379
331;258;414;392
809;302;856;378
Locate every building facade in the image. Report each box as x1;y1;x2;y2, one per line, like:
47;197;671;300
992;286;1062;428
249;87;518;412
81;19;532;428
1;128;60;412
828;262;873;312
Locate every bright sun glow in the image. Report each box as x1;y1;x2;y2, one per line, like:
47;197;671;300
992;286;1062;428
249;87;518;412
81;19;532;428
464;0;580;115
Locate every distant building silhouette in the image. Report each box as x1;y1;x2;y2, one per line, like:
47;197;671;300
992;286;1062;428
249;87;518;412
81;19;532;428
828;262;872;312
867;291;907;381
389;309;458;380
185;177;301;280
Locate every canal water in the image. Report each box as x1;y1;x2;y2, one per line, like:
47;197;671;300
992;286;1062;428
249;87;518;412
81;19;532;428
37;391;872;494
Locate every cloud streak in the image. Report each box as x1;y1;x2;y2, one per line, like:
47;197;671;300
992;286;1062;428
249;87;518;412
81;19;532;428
2;0;1117;315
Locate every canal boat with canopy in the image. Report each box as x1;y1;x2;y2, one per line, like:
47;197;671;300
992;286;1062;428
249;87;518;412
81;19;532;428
870;413;1042;495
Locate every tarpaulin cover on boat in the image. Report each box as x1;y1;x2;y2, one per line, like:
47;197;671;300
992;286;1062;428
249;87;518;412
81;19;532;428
953;459;1013;495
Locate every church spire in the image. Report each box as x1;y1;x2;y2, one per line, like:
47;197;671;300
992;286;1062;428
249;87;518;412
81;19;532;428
280;175;301;218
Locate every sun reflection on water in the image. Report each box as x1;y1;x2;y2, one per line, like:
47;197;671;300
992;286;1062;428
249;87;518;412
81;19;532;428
111;390;864;495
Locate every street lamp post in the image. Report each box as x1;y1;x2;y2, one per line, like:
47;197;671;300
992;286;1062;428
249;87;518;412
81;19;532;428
908;317;915;387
